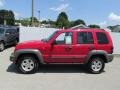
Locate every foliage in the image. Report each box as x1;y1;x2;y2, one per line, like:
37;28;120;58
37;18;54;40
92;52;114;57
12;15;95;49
88;24;100;29
0;9;15;25
15;17;39;26
70;19;86;27
56;12;69;29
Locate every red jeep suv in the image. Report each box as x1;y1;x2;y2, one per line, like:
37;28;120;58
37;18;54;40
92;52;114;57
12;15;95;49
10;28;114;74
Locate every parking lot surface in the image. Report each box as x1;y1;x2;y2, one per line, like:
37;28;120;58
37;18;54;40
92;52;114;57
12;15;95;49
0;47;120;90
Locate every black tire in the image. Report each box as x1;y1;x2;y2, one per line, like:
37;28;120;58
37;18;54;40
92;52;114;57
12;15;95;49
87;57;105;74
0;42;5;52
17;55;39;74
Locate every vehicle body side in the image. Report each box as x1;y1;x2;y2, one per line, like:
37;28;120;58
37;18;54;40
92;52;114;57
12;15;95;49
11;29;113;65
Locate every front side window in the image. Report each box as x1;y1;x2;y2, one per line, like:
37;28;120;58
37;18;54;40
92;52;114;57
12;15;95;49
55;32;72;45
77;32;94;44
96;32;109;44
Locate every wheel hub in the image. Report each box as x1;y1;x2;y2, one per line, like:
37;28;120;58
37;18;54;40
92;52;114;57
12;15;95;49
21;59;34;72
91;60;102;72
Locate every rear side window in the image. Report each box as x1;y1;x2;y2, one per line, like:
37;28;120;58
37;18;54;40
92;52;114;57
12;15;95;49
77;32;94;44
96;32;109;44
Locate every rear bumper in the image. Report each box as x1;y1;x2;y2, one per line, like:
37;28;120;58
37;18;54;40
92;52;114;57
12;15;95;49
107;54;114;63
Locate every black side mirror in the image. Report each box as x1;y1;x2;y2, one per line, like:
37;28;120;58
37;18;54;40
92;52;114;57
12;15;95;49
51;41;57;45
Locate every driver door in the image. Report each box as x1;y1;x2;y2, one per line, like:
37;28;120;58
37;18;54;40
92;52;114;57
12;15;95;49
49;32;74;63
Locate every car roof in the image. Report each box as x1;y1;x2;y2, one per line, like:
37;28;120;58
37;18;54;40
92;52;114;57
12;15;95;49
58;28;106;33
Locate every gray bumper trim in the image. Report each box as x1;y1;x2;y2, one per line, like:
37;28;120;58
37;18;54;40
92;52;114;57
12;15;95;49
10;53;15;62
107;54;114;63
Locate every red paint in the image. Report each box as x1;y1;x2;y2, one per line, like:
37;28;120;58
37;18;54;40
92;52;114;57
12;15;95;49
15;29;113;63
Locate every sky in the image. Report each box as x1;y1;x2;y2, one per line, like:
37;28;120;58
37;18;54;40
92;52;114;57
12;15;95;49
0;0;120;27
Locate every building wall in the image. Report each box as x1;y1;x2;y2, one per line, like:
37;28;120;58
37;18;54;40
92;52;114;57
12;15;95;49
20;26;120;54
20;26;57;42
110;32;120;54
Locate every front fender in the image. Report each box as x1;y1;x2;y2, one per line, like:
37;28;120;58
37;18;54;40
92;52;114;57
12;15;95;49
13;49;45;64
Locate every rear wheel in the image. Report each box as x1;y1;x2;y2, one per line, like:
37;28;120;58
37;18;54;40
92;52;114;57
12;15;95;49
17;55;39;74
87;57;105;74
0;42;5;52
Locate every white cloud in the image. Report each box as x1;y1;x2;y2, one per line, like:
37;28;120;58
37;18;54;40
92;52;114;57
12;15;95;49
98;21;107;27
14;11;22;19
50;3;69;12
0;0;4;7
98;12;120;27
108;12;120;21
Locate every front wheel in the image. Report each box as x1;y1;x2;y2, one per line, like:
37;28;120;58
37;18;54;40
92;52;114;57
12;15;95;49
17;55;39;74
87;57;105;74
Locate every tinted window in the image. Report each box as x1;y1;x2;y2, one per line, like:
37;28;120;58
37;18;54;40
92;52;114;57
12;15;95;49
96;32;109;44
77;32;94;44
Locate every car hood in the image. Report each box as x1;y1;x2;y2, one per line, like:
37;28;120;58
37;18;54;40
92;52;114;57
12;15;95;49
15;40;47;50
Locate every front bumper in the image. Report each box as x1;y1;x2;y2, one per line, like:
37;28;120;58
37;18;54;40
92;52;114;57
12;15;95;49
107;54;114;63
10;53;15;62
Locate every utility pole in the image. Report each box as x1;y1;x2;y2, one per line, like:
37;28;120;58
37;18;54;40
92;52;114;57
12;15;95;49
31;0;34;26
38;10;40;26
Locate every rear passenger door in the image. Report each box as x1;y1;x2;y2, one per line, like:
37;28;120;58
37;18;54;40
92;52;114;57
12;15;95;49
72;31;94;63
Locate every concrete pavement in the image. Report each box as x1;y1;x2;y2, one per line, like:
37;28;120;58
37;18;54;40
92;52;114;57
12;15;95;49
0;47;120;90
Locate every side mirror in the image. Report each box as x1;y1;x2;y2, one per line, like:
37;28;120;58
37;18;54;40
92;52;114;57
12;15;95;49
65;36;72;45
51;40;57;45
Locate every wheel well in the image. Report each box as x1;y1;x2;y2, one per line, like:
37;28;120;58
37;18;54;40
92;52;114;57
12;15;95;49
89;54;107;63
16;53;40;65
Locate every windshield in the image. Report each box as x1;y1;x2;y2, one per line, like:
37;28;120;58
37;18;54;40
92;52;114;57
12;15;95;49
41;31;57;42
0;28;5;35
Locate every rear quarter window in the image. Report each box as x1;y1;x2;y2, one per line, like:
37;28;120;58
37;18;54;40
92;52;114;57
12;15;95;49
96;32;109;44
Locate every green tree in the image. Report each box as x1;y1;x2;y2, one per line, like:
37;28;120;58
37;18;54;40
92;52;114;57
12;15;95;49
70;19;86;27
30;17;39;26
88;24;100;29
56;12;69;29
0;10;15;25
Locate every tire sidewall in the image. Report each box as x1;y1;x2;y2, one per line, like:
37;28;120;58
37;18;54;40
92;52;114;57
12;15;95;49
17;55;38;74
88;57;105;74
